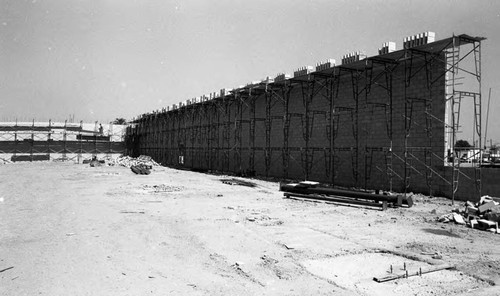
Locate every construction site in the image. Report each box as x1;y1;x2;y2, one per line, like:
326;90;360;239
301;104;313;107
126;33;499;203
2;23;500;296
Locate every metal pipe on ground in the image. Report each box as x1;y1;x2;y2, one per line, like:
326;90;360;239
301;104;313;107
279;182;413;208
283;192;389;210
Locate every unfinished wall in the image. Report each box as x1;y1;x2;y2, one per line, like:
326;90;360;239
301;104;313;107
126;35;486;201
0;122;126;161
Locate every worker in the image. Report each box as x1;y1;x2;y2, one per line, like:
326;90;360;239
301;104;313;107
99;124;104;135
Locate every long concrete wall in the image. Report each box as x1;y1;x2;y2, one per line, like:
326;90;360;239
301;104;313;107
126;35;490;201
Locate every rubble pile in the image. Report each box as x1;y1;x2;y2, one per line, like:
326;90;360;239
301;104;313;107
113;155;160;168
438;195;500;233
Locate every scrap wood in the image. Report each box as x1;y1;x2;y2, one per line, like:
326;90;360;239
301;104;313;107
373;263;455;282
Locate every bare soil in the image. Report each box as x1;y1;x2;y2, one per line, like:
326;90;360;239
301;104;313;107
1;162;500;295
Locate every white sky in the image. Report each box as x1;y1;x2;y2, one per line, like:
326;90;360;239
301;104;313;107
1;0;499;142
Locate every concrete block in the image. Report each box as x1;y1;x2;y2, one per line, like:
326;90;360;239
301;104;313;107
467;214;479;222
485;212;500;223
478;219;498;231
480;195;494;204
453;213;466;225
479;201;496;214
466;206;479;216
491;205;500;213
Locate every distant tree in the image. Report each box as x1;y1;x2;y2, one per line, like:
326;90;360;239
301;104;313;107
455;139;472;148
112;118;127;125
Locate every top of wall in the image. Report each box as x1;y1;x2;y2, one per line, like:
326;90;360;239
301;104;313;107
133;33;485;122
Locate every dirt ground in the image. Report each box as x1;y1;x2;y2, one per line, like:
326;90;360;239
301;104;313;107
1;162;500;295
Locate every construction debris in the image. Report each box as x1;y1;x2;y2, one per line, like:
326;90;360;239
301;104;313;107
437;195;500;233
114;155;160;168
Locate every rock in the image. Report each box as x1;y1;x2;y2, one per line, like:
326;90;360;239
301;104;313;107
453;213;466;225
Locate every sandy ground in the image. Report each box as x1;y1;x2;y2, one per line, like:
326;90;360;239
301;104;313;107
1;162;500;295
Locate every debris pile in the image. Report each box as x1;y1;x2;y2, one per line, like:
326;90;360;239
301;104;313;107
438;195;500;233
114;155;160;168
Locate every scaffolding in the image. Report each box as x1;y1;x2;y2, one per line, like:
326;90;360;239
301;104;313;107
0;120;126;162
126;34;485;201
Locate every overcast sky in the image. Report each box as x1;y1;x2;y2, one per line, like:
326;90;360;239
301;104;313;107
1;0;499;142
